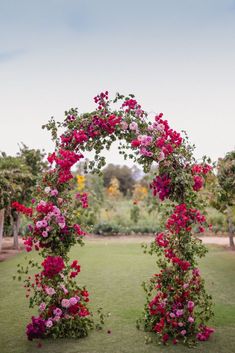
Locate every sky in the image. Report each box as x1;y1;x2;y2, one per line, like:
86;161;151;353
0;0;235;166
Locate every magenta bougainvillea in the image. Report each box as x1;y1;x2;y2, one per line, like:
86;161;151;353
16;91;214;345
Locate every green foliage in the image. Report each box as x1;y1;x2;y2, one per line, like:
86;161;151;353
130;204;140;223
217;151;235;208
1;243;235;353
93;222;160;235
103;164;136;195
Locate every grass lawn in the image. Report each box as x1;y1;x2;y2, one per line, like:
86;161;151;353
0;240;235;353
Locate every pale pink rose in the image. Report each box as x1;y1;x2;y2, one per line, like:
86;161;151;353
45;287;56;296
178;322;184;327
44;186;51;194
129;122;138;131
61;299;70;308
39;302;46;311
41;220;48;228
53;308;62;316
170;312;175;318
69;297;78;306
181;330;187;336
176;309;184;317
183;283;189;289
46;319;53;328
138;135;152;146
52;206;61;216
51;189;58;197
36;221;43;228
188;316;194;323
120;121;128;130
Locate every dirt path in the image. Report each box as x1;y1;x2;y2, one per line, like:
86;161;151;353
86;234;231;246
0;235;232;262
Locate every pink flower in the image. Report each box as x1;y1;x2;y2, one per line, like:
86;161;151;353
52;206;61;216
36;221;43;228
45;287;56;296
181;330;187;336
46;319;53;328
39;302;46;311
158;151;165;161
60;284;68;294
44;186;51;194
192;268;200;276
176;309;184;317
51;189;58;197
53;308;62;316
193;175;204;191
41;220;48;228
187;301;195;311
138;134;152;146
129;122;138;131
69;297;78;306
169;312;175;318
188;316;194;323
197;326;214;341
42;231;48;238
53;316;61;322
61;299;70;308
120;121;128;130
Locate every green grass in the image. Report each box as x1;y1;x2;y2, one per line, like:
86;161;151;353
0;242;235;353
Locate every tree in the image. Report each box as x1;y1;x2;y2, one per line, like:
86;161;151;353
0;153;33;248
107;177;122;198
216;151;235;248
0;146;46;250
103;164;135;195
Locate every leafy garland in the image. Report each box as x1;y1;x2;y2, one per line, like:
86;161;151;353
15;91;214;344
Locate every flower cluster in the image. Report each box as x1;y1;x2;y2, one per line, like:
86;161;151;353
166;204;207;234
70;260;81;278
26;316;46;341
154;114;182;157
11;201;33;217
150;174;171;201
48;149;84;184
76;193;88;208
191;163;212;192
42;256;65;278
197;325;214;341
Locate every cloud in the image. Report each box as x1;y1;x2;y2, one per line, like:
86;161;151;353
0;49;26;63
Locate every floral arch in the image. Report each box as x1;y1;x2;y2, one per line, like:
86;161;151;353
15;91;214;345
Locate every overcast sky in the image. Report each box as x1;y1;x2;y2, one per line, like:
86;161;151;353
0;0;235;166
